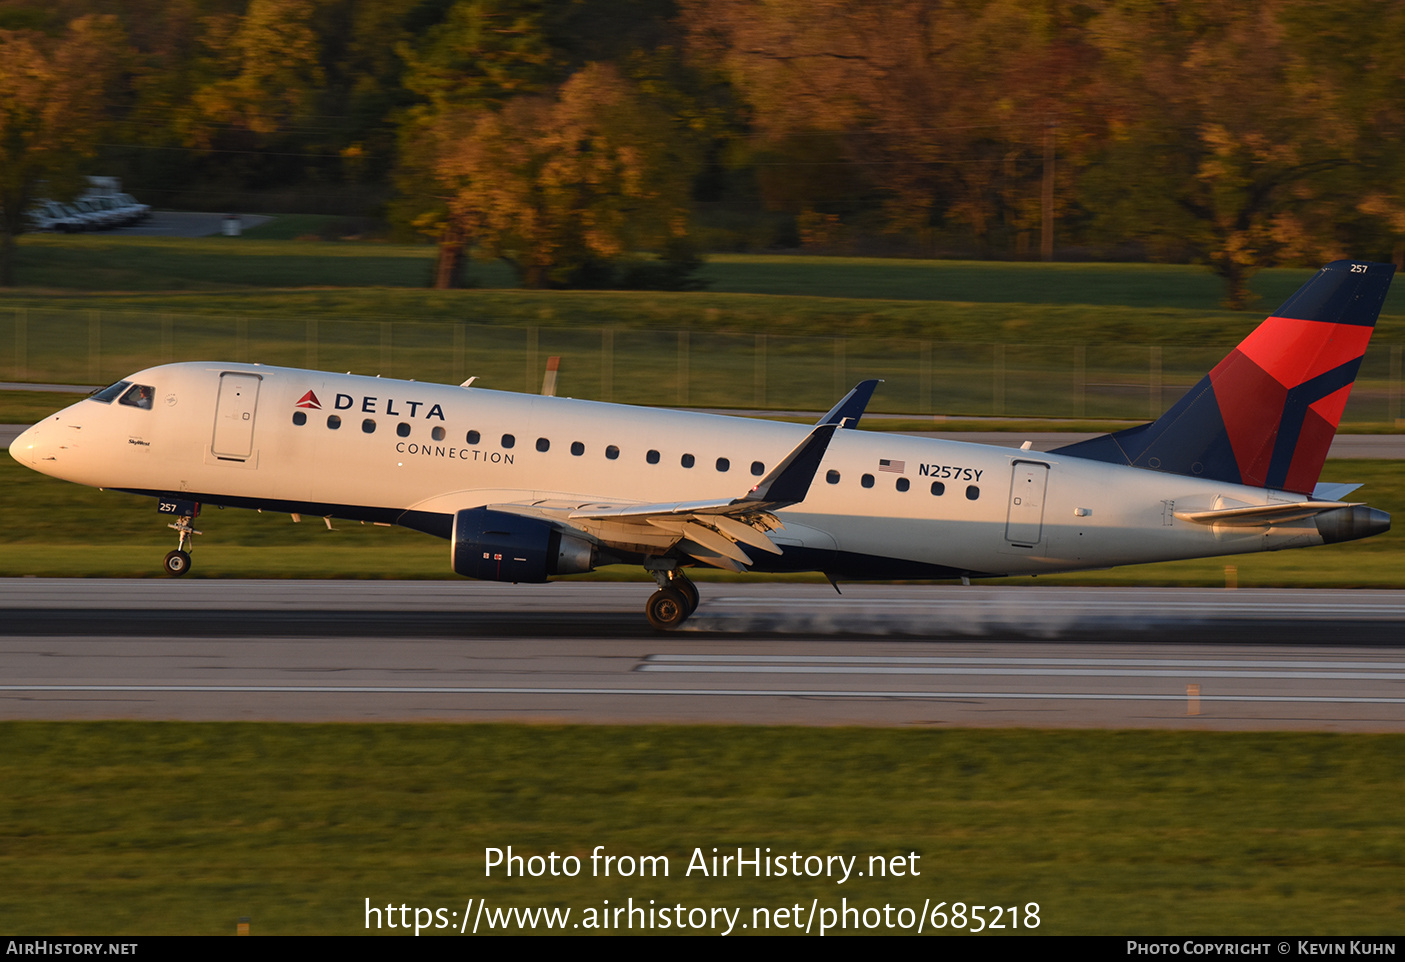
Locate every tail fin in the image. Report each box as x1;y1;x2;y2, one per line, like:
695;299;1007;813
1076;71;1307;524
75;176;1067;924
1053;260;1395;495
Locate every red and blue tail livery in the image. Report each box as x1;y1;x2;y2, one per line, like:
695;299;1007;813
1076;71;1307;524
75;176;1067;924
1053;261;1394;495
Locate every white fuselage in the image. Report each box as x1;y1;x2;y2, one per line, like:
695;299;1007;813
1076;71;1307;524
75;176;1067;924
10;362;1333;578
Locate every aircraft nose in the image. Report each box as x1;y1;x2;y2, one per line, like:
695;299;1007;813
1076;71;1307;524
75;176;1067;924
8;418;66;471
8;421;44;467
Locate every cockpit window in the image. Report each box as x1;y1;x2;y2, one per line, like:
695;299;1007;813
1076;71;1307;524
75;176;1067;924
90;380;131;403
118;383;155;410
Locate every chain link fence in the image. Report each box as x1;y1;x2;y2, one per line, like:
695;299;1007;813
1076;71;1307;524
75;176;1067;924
5;307;1402;423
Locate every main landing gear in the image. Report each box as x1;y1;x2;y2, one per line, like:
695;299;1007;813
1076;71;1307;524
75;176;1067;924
160;501;202;577
646;569;700;631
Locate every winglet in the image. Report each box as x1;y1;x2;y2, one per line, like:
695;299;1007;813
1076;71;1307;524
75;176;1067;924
817;379;881;429
745;423;838;507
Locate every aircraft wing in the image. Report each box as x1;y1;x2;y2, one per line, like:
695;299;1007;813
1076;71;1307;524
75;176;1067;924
563;422;837;570
483;417;847;571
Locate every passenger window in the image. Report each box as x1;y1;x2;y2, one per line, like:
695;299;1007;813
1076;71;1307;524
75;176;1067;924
751;461;765;476
861;474;874;488
362;419;376;434
432;426;446;441
502;434;515;449
681;453;695;468
716;457;730;472
966;485;980;500
292;411;307;426
327;415;341;430
931;481;945;496
90;380;130;403
571;441;584;456
118;384;155;410
827;470;840;485
467;430;480;444
397;423;411;438
536;437;550;452
896;477;910;492
647;449;660;464
606;445;620;460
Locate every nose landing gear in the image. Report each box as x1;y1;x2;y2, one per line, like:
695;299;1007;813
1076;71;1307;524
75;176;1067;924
158;499;202;577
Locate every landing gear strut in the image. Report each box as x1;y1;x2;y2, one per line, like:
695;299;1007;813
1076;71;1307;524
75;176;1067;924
645;568;699;631
160;502;202;577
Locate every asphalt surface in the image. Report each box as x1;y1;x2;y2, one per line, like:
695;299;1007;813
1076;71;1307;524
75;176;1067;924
2;581;1402;730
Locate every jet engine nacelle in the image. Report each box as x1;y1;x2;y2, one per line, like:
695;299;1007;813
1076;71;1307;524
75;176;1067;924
451;507;596;583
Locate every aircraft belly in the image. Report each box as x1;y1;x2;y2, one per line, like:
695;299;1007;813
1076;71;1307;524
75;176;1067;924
782;510;1014;576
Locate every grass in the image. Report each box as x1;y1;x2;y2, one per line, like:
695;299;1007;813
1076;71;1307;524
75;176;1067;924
1;304;1401;420
0;390;90;424
2;723;1402;935
14;234;1405;313
701;254;1329;308
9;282;1405;346
4;236;1403;422
10;233;447;291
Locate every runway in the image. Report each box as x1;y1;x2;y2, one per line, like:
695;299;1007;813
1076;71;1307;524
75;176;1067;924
2;580;1402;731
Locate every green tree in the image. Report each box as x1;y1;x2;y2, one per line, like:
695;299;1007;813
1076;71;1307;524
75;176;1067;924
0;16;125;286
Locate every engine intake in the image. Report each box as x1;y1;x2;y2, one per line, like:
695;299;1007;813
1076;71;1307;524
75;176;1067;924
452;507;595;582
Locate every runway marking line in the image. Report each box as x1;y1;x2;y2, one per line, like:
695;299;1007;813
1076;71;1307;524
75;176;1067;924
4;684;1405;705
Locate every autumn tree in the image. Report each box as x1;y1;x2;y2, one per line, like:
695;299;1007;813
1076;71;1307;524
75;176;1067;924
431;63;702;287
393;0;556;287
1080;0;1401;307
682;0;1101;255
187;0;325;147
0;16;125;286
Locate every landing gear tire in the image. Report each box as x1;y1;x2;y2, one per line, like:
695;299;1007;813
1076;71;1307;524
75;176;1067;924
163;550;192;577
674;577;699;616
646;587;690;631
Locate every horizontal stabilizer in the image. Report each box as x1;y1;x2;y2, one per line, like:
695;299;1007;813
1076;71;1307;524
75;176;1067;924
1173;500;1354;527
1312;482;1363;502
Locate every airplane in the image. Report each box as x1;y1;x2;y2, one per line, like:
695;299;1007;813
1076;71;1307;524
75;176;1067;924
7;259;1394;630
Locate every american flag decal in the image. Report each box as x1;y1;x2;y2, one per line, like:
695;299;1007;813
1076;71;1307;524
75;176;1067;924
879;459;905;474
295;390;322;410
